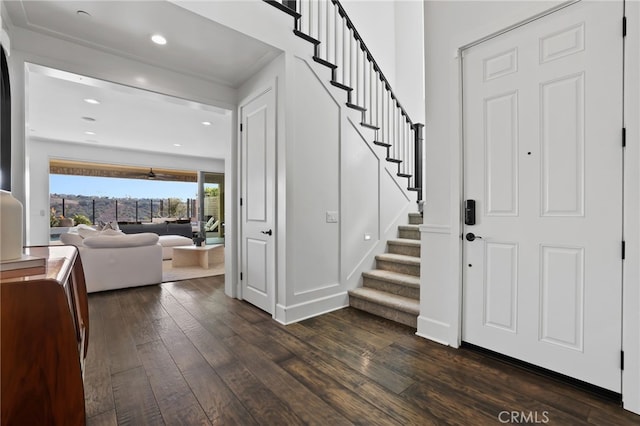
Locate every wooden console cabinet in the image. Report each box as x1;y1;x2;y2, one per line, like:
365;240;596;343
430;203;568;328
1;246;89;425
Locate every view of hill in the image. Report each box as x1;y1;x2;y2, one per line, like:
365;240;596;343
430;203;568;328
50;194;193;225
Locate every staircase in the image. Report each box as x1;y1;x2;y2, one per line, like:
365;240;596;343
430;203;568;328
348;212;422;328
265;0;425;327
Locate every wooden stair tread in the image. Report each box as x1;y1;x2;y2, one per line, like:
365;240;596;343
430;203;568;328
375;253;420;266
349;288;419;315
363;269;420;288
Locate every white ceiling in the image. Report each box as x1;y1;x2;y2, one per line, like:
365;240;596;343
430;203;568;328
3;0;283;158
26;64;232;157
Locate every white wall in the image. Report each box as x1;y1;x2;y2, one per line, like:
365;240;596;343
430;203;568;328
340;0;397;86
27;137;223;245
340;0;425;121
420;0;640;414
394;0;425;122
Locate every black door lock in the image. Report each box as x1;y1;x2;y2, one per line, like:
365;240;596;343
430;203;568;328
464;200;476;225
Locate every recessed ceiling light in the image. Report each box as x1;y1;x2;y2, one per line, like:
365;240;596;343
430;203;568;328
84;98;100;105
202;121;211;126
173;143;182;147
85;131;96;135
151;34;167;45
81;116;96;122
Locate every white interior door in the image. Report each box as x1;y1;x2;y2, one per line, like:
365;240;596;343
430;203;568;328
462;1;623;392
240;87;276;314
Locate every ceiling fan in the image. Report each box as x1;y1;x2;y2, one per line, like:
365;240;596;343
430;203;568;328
126;167;197;182
130;167;175;181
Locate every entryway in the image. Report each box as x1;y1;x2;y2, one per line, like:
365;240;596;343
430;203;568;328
462;0;624;392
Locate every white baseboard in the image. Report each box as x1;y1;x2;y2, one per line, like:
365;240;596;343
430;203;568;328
275;291;349;324
416;315;454;346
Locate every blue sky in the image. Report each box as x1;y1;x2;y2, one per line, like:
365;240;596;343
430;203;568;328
50;174;198;200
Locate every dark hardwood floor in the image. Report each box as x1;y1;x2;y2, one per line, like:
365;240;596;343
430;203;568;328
84;276;639;425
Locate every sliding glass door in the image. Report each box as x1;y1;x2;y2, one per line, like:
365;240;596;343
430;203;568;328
198;172;224;244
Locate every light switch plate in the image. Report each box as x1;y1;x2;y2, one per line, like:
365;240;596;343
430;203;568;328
326;211;338;223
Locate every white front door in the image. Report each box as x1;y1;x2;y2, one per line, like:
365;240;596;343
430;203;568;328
462;1;623;392
240;87;276;314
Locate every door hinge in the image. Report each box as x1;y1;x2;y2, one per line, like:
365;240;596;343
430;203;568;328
623;16;627;37
621;350;625;370
240;123;243;132
623;127;627;147
240;197;243;206
622;241;626;260
240;272;243;280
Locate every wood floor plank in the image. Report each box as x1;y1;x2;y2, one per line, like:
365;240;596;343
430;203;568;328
304;329;414;394
223;334;353;425
84;294;115;419
392;337;600;422
117;289;160;346
157;289;235;369
83;280;640;426
328;307;416;339
162;282;236;340
137;339;211;425
133;285;171;321
86;409;117;426
216;362;305;425
280;356;404;426
100;291;142;375
376;343;552;421
254;320;434;424
111;366;164;426
152;315;256;425
207;309;293;363
302;313;394;352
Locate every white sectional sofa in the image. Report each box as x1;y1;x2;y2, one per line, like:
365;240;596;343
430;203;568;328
60;228;162;293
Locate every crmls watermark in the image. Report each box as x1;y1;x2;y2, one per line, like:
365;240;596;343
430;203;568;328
498;410;550;424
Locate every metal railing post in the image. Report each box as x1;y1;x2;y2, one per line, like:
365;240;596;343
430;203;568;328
413;123;424;203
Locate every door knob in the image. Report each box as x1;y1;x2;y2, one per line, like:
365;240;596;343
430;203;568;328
465;232;482;242
261;229;273;236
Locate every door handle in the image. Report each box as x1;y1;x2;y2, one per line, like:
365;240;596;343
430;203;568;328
261;229;273;236
465;232;482;242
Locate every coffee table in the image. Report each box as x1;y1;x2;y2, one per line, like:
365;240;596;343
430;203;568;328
171;244;223;269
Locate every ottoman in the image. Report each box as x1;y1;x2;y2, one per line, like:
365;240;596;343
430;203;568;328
158;235;194;260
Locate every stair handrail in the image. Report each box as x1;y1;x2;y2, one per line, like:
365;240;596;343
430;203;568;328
264;0;424;202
